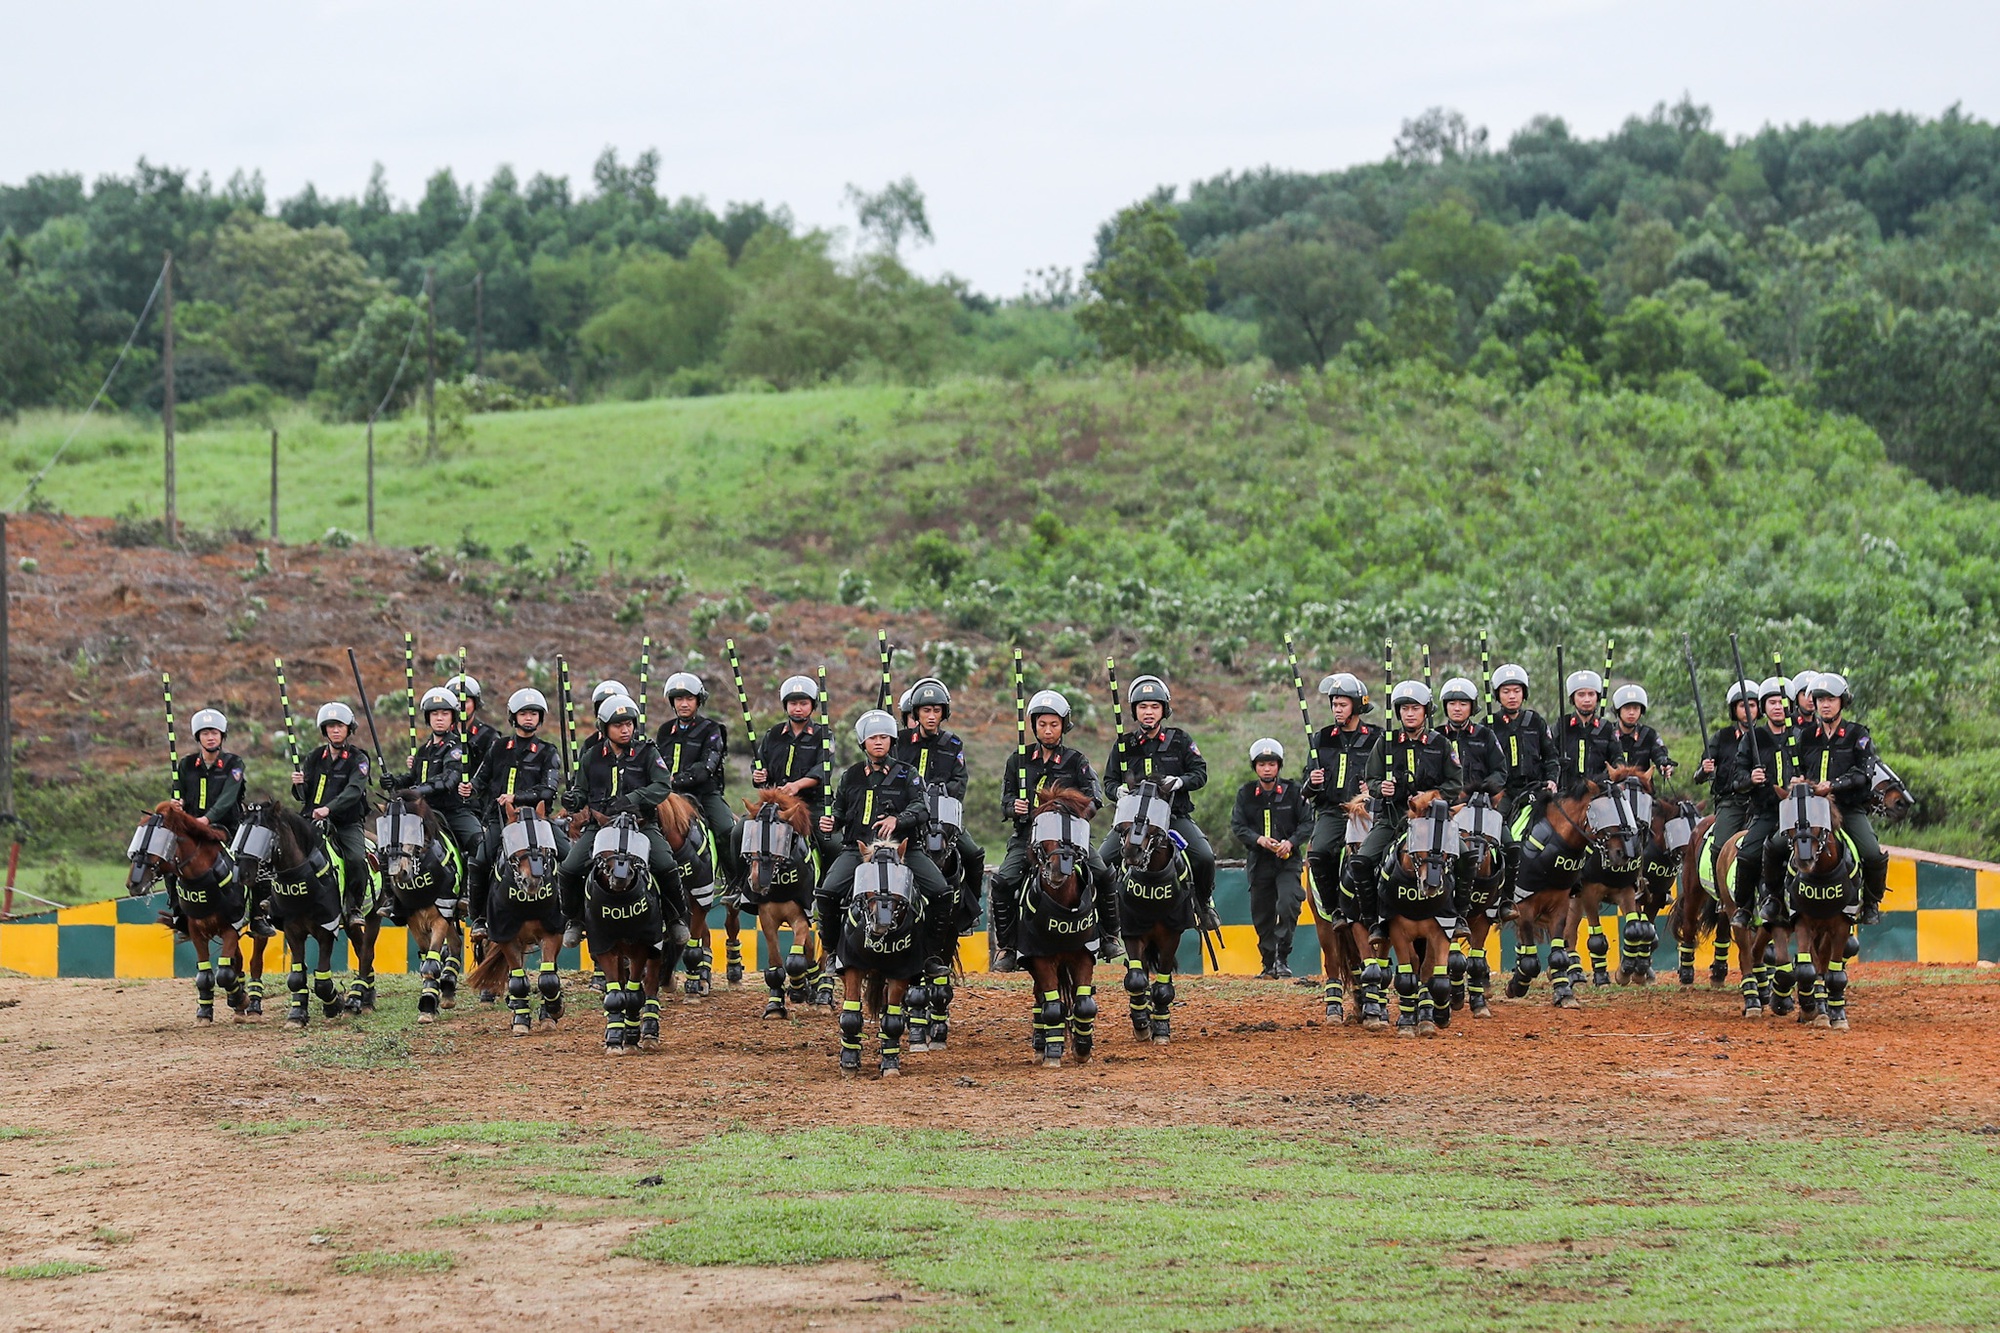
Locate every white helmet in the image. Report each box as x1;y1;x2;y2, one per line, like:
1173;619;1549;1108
1249;737;1285;764
1759;676;1791;703
189;708;228;737
1319;672;1369;708
1811;672;1852;703
854;709;897;744
597;693;641;727
508;688;549;724
1790;671;1820;707
780;675;820;705
419;686;460;718
1027;689;1073;733
446;672;482;703
1491;663;1530;696
1389;680;1433;712
316;701;355;732
1724;679;1753;708
1611;684;1649;713
591;679;630;708
1439;677;1479;706
664;672;706;704
1565;669;1604;699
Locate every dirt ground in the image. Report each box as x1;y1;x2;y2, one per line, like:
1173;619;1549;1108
1;963;1994;1330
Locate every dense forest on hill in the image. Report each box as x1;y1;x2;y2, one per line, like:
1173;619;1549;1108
4;101;2000;493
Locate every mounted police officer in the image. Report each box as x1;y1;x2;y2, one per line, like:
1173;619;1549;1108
291;701;373;928
162;708;259;936
1437;676;1508;887
1610;685;1676;776
892;677;985;919
1303;673;1380;933
1098;675;1216;929
1734;676;1795;927
1347;680;1464;936
1779;673;1889;923
447;673;499;932
992;689;1115;971
391;687;484;872
468;687;569;942
814;710;952;959
558;693;683;912
1700;677;1758;911
654;672;738;887
1488;663;1558;877
1555;670;1620;795
1229;738;1308;978
752;675;834;838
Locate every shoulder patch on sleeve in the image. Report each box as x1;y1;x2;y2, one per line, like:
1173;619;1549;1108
356;757;370;775
230;767;244;781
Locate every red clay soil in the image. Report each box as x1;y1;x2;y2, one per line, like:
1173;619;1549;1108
0;964;1993;1329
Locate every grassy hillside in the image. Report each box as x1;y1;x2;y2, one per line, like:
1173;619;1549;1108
7;365;1999;857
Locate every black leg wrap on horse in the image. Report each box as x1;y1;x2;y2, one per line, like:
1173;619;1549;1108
1393;967;1419;1000
1516;951;1542;981
1468;955;1490;990
537;967;561;1001
1075;990;1098;1022
838;1003;865;1043
881;1006;905;1045
1426;972;1452;1008
763;964;786;993
1149;978;1174;1011
1123;963;1149;995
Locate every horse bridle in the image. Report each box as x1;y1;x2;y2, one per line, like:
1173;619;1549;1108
856;844;916;947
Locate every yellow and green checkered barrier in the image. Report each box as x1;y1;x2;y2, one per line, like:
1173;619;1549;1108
4;845;1995;978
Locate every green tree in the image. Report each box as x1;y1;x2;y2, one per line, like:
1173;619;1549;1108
1215;222;1381;367
193;213;380;396
844;177;933;255
579;236;735;385
1816;299;2000;495
313;295;463;421
1075;201;1220;368
1343;270;1457;369
0;266;79;411
1380;199;1515;323
1473;254;1606;386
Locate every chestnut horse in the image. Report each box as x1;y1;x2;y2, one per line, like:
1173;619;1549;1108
126;802;266;1022
738;789;822;1019
372;794;463;1023
833;839;924;1077
464;807;566;1036
1373;792;1458;1038
1564;768;1656;988
1765;789;1862;1030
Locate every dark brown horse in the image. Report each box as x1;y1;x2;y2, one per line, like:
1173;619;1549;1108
1504;780;1612;1010
1113;780;1196;1046
578;811;683;1054
1565;767;1655;988
464;806;566;1037
126;802;267;1022
1375;792;1457;1038
738;789;821;1019
229;803;363;1029
1766;788;1861;1030
1450;793;1508;1018
834;839;923;1077
1306;856;1362;1025
372;794;462;1023
1018;788;1101;1067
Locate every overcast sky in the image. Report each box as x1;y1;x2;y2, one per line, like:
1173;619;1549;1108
6;1;1997;294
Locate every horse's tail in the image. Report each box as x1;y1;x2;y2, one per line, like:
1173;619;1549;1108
465;933;529;993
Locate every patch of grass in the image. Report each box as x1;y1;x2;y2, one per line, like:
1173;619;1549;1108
220;1118;324;1137
4;1260;103;1280
91;1227;133;1246
52;1161;113;1175
391;1121;565;1147
426;1203;557;1229
332;1249;456;1276
0;1126;39;1140
577;1126;2000;1333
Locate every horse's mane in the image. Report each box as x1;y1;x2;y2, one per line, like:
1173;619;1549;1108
153;799;224;844
1036;787;1095;819
1342;794;1370;821
746;788;812;836
1606;765;1652;791
655;793;698;849
1407;790;1447;818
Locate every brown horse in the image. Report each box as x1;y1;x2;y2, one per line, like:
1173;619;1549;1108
1337;797;1389;1030
1565;767;1656;988
1305;856;1362;1025
1668;814;1754;997
228;803;364;1028
1018;788;1101;1067
1767;788;1861;1030
1374;792;1458;1038
648;794;721;1000
372;794;463;1023
464;806;566;1036
1504;780;1610;1010
834;839;924;1077
738;789;821;1019
579;811;683;1054
126;802;268;1022
1113;780;1198;1046
1450;793;1508;1018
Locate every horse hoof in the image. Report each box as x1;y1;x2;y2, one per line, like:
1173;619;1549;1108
763;1005;788;1021
1741;1005;1762;1019
1417;1021;1438;1038
1361;1017;1387;1033
479;991;498;1005
1592;971;1612;988
1394;1025;1414;1039
511;1024;530;1037
726;962;745;987
1812;1012;1831;1029
1042;1054;1063;1069
286;1019;306;1031
1151;1035;1170;1046
1471;1001;1492;1019
641;1035;659;1049
417;1012;434;1025
195;1012;214;1025
880;1066;901;1079
1557;995;1581;1011
1830;1015;1849;1031
909;1040;929;1054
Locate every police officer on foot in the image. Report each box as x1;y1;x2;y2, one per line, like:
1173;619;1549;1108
292;701;373;928
814;710;952;958
1099;675;1217;930
1230;738;1308;978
